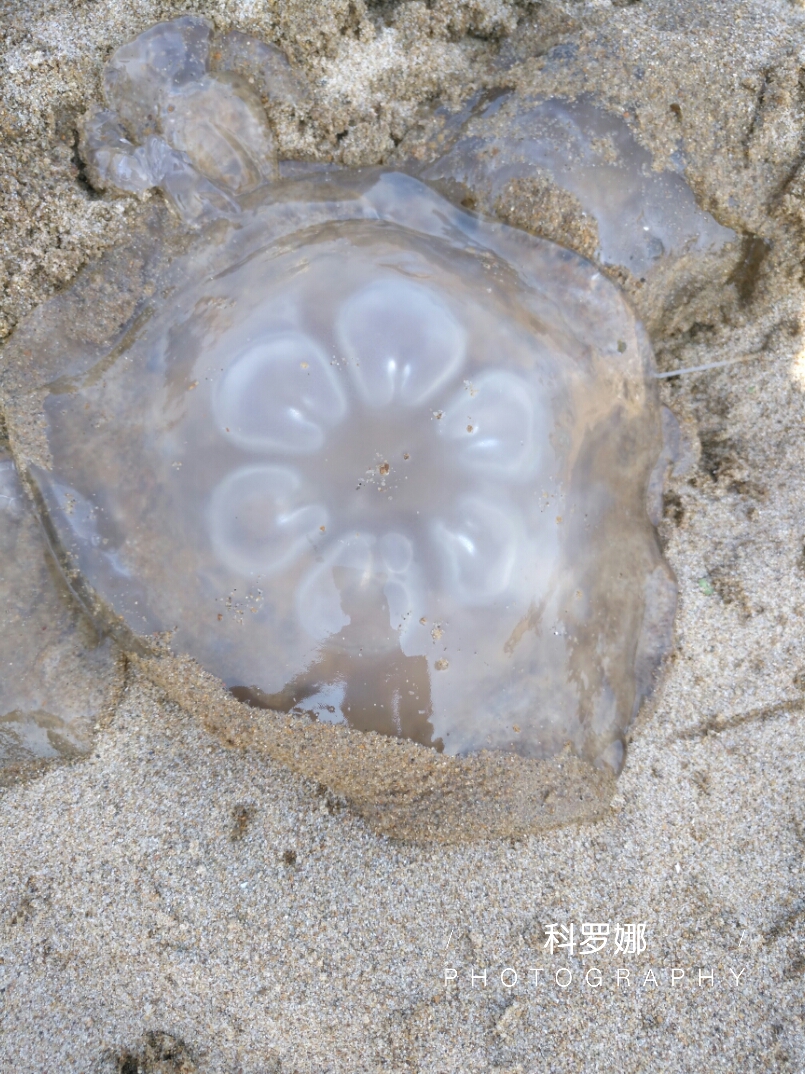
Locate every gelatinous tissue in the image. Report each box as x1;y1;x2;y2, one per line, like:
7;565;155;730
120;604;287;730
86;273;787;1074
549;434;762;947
0;451;119;771
81;15;307;222
423;93;735;277
26;176;675;771
6;17;681;783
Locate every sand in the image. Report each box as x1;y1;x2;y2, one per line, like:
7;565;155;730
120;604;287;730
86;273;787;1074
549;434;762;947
1;0;805;1070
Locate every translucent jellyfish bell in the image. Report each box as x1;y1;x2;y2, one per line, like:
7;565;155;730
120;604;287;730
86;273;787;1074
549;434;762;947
296;532;377;642
379;532;414;575
439;370;542;480
335;279;467;408
207;465;328;576
213;333;347;454
432;497;519;605
11;161;675;770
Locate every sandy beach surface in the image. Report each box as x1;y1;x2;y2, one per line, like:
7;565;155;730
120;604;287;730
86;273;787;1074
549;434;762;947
1;1;805;1070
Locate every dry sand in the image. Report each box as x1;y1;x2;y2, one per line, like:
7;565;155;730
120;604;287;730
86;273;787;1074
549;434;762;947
1;0;805;1070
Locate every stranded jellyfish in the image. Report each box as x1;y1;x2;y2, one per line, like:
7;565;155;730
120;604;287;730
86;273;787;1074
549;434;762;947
4;17;678;780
